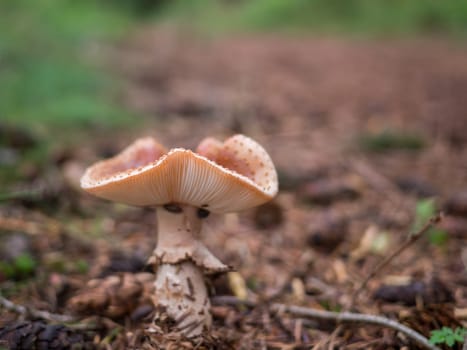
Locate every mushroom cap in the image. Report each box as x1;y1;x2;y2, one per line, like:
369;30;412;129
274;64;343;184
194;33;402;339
81;135;278;213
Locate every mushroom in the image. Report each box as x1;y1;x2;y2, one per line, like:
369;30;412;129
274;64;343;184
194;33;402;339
80;134;278;336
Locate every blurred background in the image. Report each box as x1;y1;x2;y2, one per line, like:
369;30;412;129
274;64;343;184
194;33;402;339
1;1;467;348
1;0;467;186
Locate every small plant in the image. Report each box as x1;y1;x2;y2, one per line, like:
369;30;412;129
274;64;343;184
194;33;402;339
74;259;89;274
429;327;466;347
0;253;36;280
413;198;448;246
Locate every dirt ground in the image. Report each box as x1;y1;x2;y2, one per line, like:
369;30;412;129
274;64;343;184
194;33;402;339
1;28;466;349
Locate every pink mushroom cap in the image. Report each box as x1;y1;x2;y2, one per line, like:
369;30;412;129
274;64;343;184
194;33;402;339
81;135;278;213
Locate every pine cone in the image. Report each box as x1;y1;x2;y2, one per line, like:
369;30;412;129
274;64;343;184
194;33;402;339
0;321;95;350
68;272;155;320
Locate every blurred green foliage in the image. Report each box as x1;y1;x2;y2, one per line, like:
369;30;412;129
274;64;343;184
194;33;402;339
429;327;466;347
413;199;448;246
159;0;467;36
0;253;36;280
0;0;136;131
44;255;90;274
74;259;90;274
359;130;425;153
414;199;436;229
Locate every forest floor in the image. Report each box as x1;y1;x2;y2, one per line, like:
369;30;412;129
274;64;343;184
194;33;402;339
1;28;467;349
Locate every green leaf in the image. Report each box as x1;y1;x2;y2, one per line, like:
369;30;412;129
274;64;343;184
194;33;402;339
429;327;467;347
446;337;455;347
454;327;466;341
14;253;36;276
416;198;436;222
412;199;448;246
413;198;436;232
429;228;448;246
0;261;15;279
75;259;89;274
429;332;444;344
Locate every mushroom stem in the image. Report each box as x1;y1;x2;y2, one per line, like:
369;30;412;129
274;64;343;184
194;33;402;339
153;261;210;337
149;205;228;337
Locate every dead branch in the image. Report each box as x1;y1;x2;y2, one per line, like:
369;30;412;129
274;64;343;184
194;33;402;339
349;213;442;308
0;294;75;323
212;295;441;350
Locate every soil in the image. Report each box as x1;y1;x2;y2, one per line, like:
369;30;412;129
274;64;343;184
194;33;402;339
1;27;466;349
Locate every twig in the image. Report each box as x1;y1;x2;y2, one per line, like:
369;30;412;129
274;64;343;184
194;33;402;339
327;325;343;350
0;294;76;323
348;213;442;309
212;295;441;350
